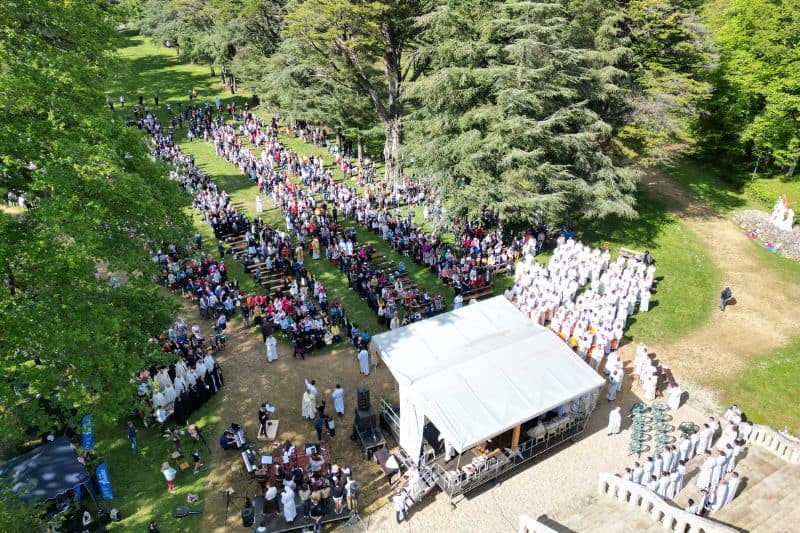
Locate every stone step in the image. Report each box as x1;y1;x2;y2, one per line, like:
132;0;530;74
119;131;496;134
710;458;800;531
542;442;800;533
554;496;664;532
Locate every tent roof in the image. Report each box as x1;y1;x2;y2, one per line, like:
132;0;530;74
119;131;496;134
372;296;605;452
0;436;90;505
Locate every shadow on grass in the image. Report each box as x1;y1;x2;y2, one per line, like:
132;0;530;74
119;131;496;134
576;188;673;250
661;159;748;214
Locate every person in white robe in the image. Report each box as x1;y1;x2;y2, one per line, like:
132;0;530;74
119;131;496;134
697;424;712;455
678;435;692;462
712;451;726;486
439;434;457;462
453;294;463;310
642;457;654;482
607;406;622;435
645;476;658;492
357;348;370;375
676;461;687;493
332;384;345;416
632;462;644;484
255;195;263;214
656;474;669;497
606;370;621;401
653;455;663;478
667;384;682;410
666;470;680;500
265;335;278;362
696;452;715;490
175;359;189;379
709;481;728;513
643;369;658;401
304;378;318;397
723;472;740;506
281;487;297;523
301;390;315;420
173;375;187;394
639;289;651;312
689;431;700;458
717;423;738;451
727;443;741;473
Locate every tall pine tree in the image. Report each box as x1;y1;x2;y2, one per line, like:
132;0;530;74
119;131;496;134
408;0;638;226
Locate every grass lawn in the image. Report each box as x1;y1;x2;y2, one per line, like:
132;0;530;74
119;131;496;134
98;390;222;532
719;339;800;435
664;159;800;214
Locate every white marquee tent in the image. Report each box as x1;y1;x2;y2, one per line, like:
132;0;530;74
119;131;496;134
371;296;605;456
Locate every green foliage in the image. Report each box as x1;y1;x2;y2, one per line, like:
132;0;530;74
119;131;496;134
253;37;382;150
138;0;285;73
696;0;800;173
0;2;191;439
0;482;41;529
280;0;431;181
407;0;639;225
723;338;800;436
578;0;715;162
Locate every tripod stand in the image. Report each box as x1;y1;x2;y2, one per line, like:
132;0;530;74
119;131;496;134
223;489;241;521
344;509;368;531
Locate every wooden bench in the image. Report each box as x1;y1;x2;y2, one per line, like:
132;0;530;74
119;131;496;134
619;247;644;260
462;285;494;301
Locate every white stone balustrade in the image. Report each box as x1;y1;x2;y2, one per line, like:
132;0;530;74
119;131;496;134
596;473;737;533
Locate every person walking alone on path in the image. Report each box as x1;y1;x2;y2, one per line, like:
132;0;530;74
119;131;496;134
720;286;732;311
607;406;622;435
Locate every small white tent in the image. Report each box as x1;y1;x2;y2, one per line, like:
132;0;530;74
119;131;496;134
371;296;605;456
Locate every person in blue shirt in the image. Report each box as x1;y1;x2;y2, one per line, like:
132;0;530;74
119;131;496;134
219;431;235;450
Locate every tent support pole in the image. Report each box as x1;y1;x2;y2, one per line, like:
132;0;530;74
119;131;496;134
450;452;462;508
511;424;521;449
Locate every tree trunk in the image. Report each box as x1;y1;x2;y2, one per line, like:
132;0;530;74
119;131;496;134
210;65;216;77
357;135;365;162
383;118;402;183
336;130;343;152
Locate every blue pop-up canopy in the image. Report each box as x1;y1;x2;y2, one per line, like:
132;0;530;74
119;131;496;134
0;436;92;505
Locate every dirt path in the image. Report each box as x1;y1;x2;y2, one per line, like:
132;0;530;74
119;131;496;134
178;296;397;533
634;171;800;399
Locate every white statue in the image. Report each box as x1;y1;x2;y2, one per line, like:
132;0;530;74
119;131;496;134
771;195;795;231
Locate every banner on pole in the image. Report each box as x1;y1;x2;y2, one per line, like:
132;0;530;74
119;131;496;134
81;414;94;450
96;463;114;500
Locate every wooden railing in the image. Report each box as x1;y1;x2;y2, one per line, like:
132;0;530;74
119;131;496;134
517;514;559;533
597;473;737;533
748;424;800;464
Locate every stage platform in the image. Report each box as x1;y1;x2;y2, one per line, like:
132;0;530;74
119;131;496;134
252;494;351;532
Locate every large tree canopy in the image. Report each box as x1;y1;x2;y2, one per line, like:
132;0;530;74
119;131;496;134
698;0;800;173
280;0;431;182
406;0;639;225
0;0;191;441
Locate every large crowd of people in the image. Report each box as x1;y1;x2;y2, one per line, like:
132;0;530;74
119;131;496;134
133;106;364;361
507;236;655;386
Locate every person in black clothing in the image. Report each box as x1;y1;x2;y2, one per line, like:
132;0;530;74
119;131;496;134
154;95;159;107
149;520;159;533
138;95;144;106
314;415;325;441
309;501;324;533
257;404;269;438
720;286;733;311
